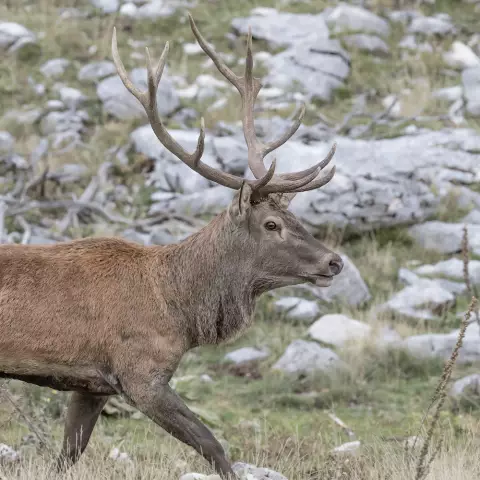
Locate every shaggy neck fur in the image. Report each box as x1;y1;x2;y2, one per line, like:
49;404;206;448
157;212;263;347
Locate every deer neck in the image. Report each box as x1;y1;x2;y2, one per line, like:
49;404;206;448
163;213;259;347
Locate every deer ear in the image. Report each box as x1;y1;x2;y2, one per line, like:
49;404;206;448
228;182;252;223
271;192;296;209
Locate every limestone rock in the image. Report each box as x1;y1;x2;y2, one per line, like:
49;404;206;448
272;339;341;374
326;4;390;37
408;222;480;254
463;66;480;117
40;58;70;78
408;15;455;36
342;34;390;56
224;347;270;365
97;68;179;120
273;297;321;322
308;314;371;347
78;61;116;82
232;461;288;480
231;8;328;49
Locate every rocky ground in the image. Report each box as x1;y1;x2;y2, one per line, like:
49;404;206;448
1;0;480;479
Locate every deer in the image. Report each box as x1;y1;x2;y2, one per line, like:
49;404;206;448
0;14;344;479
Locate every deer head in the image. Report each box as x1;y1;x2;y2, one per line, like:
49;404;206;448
112;14;343;290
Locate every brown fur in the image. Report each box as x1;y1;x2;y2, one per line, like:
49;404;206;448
0;190;343;478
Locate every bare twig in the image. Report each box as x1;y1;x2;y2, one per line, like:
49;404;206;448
327;412;356;440
21;164;50;201
57;176;100;234
0;383;52;452
352;96;399;138
6;200;132;225
0;201;6;244
16;216;32;245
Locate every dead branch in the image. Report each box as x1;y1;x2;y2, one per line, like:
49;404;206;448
6;200;132;225
0;383;51;451
327;412;356;440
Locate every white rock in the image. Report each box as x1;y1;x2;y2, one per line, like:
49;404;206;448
0;131;15;154
40;58;70;78
272;339;341;374
273;297;320;322
382;278;454;317
119;2;137;16
231;10;328;49
108;447;132;463
408;222;480;254
432;85;463;103
90;0;119;13
463;66;480;116
342;34;390;56
382;95;401;117
183;42;203;55
97;68;179;120
327;4;390;37
449;374;480;398
224;347;270;365
376;326;402;348
263;39;350;102
0;22;36;51
463;210;480;224
78;61;116;82
409;16;455;36
57;86;86;110
415;258;480;284
444;41;480;70
308;314;371;347
232;462;287;480
131;0;177;19
403;327;480;364
0;444;19;462
3;108;42;125
332;440;361;455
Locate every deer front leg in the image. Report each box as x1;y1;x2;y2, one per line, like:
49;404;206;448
56;392;108;470
122;375;235;479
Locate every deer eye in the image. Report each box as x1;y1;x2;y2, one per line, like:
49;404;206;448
265;221;277;231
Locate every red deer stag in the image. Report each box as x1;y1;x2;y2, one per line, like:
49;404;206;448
0;14;343;479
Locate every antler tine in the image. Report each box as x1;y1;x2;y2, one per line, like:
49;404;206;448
263;104;306;157
112;27;145;105
258;163;324;195
112;27;246;190
290;166;336;193
187;17;337;194
188;13;241;92
276;143;336;181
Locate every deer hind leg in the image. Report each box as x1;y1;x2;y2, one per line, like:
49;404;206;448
56;392;109;470
120;375;235;479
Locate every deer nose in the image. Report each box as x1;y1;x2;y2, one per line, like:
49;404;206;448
327;254;343;276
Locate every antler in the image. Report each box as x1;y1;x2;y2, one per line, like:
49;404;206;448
111;14;336;197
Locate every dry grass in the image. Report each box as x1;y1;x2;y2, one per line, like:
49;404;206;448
1;423;480;479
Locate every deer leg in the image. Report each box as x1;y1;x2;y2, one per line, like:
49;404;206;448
56;392;108;470
121;377;235;479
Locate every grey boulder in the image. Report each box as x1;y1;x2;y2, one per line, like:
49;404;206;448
97;68;179;120
408;222;480;254
272;339;341;375
326;4;390;37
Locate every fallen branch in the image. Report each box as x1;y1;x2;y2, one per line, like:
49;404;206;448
327;412;356;440
6;200;133;225
0;383;52;452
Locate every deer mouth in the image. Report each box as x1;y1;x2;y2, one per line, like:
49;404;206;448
302;273;334;286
